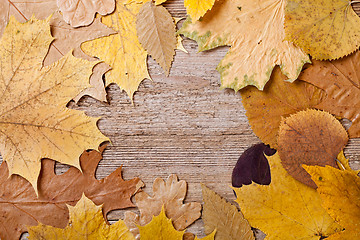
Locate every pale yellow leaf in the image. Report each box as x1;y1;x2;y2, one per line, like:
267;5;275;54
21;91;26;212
82;2;150;100
179;0;310;91
0;16;108;192
136;2;176;75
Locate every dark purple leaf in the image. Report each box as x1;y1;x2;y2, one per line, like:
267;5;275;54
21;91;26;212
232;143;275;187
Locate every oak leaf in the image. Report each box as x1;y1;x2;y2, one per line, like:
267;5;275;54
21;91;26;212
57;0;115;27
202;185;255;240
138;207;215;240
27;194;136;239
234;152;341;240
184;0;216;22
124;174;201;239
0;146;143;240
232;143;275;188
299;51;360;138
285;0;360;60
277;109;348;188
82;2;150;100
0;16;108;190
179;0;310;91
136;2;176;75
0;2;114;102
304;165;360;239
240;67;325;148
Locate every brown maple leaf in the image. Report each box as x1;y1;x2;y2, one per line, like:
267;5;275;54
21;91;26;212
0;145;143;240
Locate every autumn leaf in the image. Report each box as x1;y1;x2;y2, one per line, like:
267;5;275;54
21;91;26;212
277;109;348;188
58;0;115;27
285;0;360;60
0;146;143;240
28;194;135;239
136;1;176;75
82;1;150;100
240;67;325;148
124;174;201;239
299;51;360;138
179;0;310;91
184;0;216;22
139;207;215;240
304;165;360;239
232;143;275;188
202;185;255;240
234;152;341;240
0;2;115;102
336;151;360;174
0;16;108;191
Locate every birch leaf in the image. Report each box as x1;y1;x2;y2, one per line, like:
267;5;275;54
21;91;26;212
0;146;143;240
0;16;108;191
57;0;115;27
234;153;341;240
82;2;150;100
304;165;360;239
124;174;201;239
202;185;255;240
285;0;360;60
136;2;176;75
277;109;348;188
27;195;135;240
184;0;216;22
179;0;310;91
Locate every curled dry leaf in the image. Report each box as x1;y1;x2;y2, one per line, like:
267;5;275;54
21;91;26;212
202;185;255;240
0;16;108;191
0;146;143;240
124;174;201;239
179;0;310;91
277;109;348;188
234;153;341;240
57;0;115;27
240;67;325;148
184;0;216;22
28;195;135;239
232;143;275;188
285;0;360;60
136;1;176;75
82;2;150;100
304;165;360;239
299;51;360;138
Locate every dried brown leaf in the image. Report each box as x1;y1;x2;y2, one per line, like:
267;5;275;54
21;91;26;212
277;109;348;188
299;51;360;138
124;174;201;239
136;1;176;75
0;146;143;240
57;0;115;27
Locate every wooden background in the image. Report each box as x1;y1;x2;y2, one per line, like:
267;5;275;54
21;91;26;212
7;1;360;239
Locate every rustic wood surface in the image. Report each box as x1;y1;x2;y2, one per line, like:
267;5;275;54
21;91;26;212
5;1;360;239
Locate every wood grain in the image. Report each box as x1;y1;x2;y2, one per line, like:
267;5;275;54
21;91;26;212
7;1;360;239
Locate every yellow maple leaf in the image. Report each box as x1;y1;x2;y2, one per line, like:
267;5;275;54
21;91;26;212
139;207;215;240
184;0;216;22
304;165;360;239
27;194;135;239
285;0;360;60
179;0;310;92
234;153;341;239
82;1;150;100
0;16;108;192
